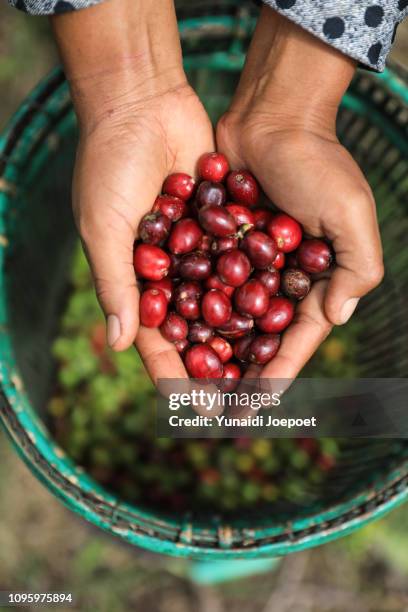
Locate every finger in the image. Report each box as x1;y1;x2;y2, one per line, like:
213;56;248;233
80;227;139;352
136;326;188;386
74;142;164;351
324;188;384;325
259;281;333;380
137;328;226;416
233;284;332;413
233;371;267;418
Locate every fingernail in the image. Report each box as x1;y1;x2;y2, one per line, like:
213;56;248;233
340;298;359;324
107;314;121;347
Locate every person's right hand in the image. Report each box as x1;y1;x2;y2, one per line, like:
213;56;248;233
52;0;215;384
74;83;214;384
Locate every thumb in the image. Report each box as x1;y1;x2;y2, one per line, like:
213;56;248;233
73;138;163;352
80;221;139;352
324;191;384;325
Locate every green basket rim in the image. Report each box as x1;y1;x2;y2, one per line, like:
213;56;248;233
1;17;408;560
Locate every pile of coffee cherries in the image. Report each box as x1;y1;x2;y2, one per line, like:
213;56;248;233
134;153;333;385
50;245;342;515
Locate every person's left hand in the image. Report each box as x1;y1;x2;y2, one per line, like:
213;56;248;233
217;8;384;381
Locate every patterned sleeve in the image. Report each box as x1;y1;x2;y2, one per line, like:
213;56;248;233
8;0;105;15
261;0;408;71
8;0;408;71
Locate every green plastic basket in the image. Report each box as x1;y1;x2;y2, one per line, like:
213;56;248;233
1;4;408;560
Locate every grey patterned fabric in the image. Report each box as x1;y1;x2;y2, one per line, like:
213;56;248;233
262;0;408;71
8;0;102;14
7;0;408;71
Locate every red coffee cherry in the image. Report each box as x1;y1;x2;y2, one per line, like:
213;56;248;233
184;344;223;379
256;296;295;333
153;194;187;222
226;170;260;207
168;218;203;255
162;172;195;201
160;312;188;342
198;152;230;182
241;230;278;269
248;334;281;365
179;252;212;281
139;212;171;245
140;289;168;327
235;279;269;318
196;181;226;208
267;213;302;253
216;249;251;287
199;205;237;237
297;239;333;274
134;244;170;281
202;289;232;327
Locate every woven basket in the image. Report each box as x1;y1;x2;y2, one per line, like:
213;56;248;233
0;3;408;560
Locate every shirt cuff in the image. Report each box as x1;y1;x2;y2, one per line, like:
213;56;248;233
8;0;106;15
260;0;408;72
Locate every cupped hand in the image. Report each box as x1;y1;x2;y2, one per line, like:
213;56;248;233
52;0;215;385
73;83;214;384
218;119;383;379
217;8;384;380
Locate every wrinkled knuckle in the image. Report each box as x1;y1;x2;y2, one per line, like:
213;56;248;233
298;311;332;336
94;287;107;305
358;258;384;291
93;278;113;302
95;277;137;304
347;184;375;211
365;261;385;289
